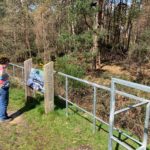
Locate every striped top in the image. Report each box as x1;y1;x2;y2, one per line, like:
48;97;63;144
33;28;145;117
0;65;9;88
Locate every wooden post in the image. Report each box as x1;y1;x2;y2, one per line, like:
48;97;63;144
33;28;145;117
44;61;54;113
24;58;33;101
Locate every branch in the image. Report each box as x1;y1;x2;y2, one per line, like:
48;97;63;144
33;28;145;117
83;14;97;34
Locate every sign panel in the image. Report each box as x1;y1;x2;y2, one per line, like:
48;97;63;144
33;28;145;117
27;68;44;93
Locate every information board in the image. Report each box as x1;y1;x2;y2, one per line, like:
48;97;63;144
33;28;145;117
27;68;44;93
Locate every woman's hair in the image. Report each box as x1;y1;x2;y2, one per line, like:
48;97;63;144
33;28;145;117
0;57;10;65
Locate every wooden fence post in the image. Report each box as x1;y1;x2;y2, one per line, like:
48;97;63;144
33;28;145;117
44;61;54;113
24;58;33;101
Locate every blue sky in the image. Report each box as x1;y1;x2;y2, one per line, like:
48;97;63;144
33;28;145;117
108;0;142;6
109;0;141;4
109;0;132;4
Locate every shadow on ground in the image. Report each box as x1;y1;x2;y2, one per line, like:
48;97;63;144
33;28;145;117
54;96;67;110
9;95;66;119
9;94;146;150
10;94;43;119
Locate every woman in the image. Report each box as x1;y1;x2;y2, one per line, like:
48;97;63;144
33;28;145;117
0;57;12;122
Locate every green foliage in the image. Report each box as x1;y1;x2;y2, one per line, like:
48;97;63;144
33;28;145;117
55;55;85;78
58;32;70;44
56;0;96;53
57;32;72;51
0;0;5;19
57;30;93;52
75;31;93;50
55;55;86;88
32;56;43;65
129;28;150;65
73;0;95;15
83;51;93;63
140;28;150;43
130;43;149;64
128;4;141;20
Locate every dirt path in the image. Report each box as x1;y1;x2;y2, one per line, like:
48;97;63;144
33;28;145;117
103;65;130;75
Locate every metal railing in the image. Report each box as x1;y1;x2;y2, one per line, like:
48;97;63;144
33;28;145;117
8;63;24;84
56;71;111;132
56;72;150;149
109;78;150;150
8;63;150;150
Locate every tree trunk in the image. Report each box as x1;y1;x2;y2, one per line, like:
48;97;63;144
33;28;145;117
126;21;132;52
92;13;99;70
92;0;103;70
25;28;31;57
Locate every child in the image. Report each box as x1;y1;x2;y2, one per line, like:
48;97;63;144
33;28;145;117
0;57;12;122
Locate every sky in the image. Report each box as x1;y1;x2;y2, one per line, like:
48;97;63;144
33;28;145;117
109;0;132;5
108;0;141;6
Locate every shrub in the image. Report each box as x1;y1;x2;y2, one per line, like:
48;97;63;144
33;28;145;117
55;55;86;88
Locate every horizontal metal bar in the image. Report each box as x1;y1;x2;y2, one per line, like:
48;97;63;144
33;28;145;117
136;146;144;150
112;136;134;150
115;128;142;145
116;90;149;103
58;95;143;145
112;78;150;93
57;72;111;91
9;63;24;69
114;101;148;115
58;95;109;126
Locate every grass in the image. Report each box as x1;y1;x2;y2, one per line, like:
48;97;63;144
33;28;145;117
0;87;149;150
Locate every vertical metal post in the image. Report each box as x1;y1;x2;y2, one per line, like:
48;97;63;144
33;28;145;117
65;77;68;116
142;103;150;149
108;80;116;150
93;86;97;133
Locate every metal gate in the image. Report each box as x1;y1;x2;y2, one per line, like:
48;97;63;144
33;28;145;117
109;78;150;150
